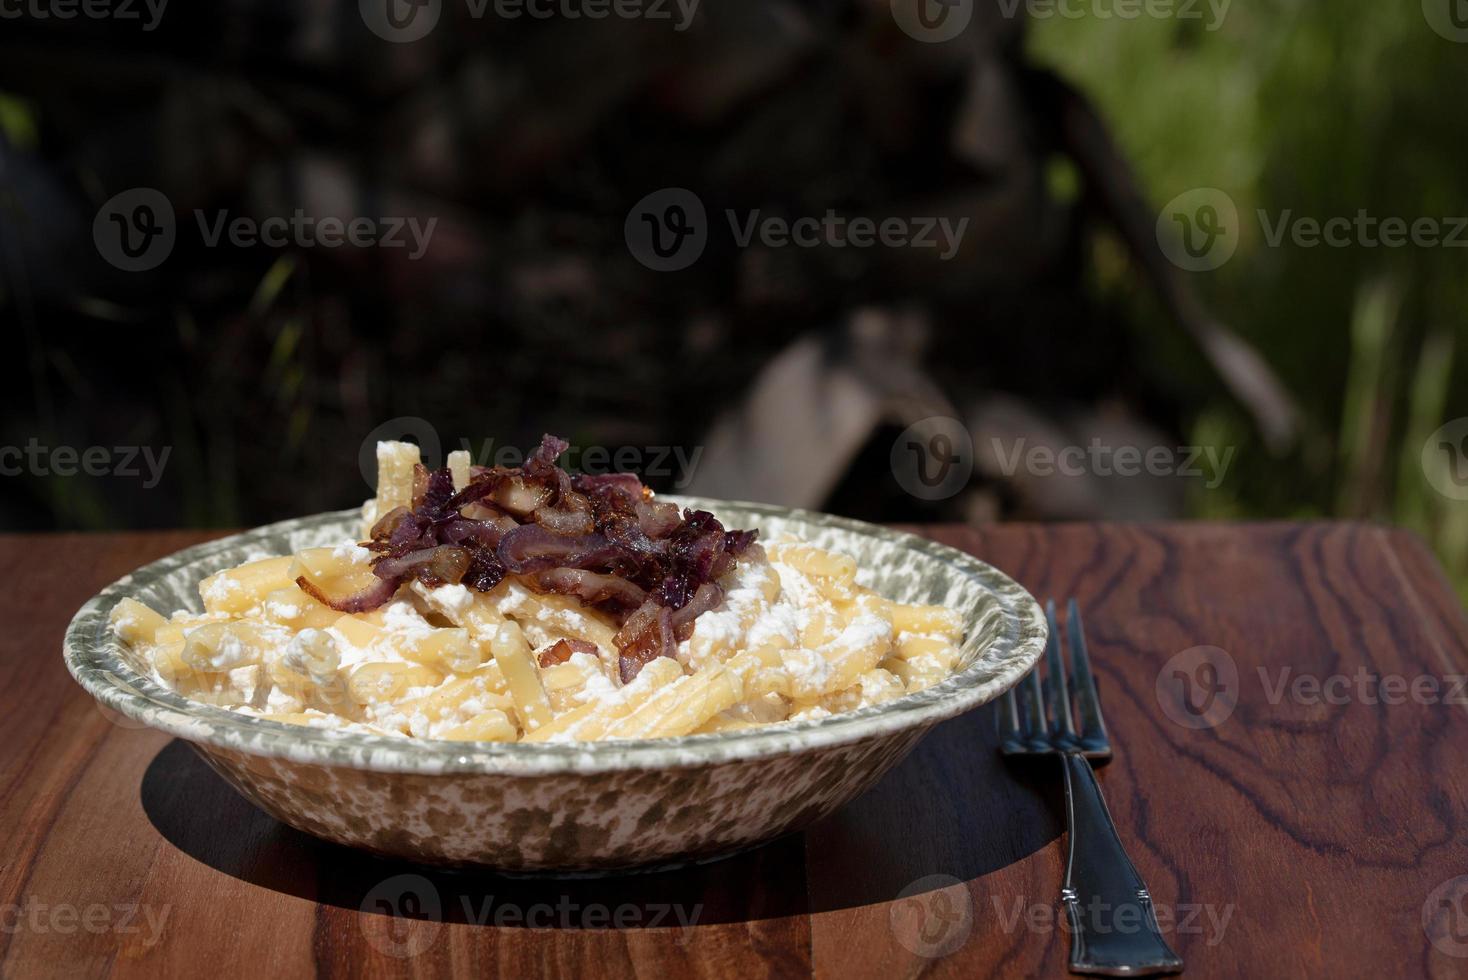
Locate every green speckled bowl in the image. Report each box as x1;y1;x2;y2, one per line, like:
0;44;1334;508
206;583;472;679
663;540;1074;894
64;499;1046;872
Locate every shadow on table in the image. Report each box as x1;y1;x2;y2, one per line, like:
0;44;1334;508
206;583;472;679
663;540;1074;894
140;705;1061;928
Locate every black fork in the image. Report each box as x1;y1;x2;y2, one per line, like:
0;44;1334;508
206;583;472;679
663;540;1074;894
999;599;1183;976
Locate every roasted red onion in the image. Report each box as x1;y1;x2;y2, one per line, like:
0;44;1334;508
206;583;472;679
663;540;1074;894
373;544;470;586
462;544;506;592
669;582;724;642
571;472;645;497
440;516;512;548
634;498;683;538
526;567;648;612
295;574;402;613
492;477;553;517
369;505;413;542
353;433;757;680
614;601;675;684
498;525;620;573
537;637;599;668
533;494;595;536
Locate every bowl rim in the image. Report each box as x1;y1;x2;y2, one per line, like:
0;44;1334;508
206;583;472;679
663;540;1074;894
64;499;1047;775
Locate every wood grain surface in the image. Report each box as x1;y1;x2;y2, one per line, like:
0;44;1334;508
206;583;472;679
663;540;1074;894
3;523;1467;979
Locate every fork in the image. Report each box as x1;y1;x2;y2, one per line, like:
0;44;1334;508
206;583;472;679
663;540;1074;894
999;599;1184;976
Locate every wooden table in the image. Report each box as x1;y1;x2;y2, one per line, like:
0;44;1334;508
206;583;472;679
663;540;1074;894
3;524;1467;978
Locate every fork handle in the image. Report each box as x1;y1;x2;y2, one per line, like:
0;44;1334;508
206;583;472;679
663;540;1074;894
1060;753;1184;976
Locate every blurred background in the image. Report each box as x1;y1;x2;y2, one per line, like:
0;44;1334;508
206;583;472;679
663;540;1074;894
1;0;1465;598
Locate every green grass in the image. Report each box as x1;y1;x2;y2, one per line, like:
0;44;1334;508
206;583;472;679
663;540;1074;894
1028;1;1468;602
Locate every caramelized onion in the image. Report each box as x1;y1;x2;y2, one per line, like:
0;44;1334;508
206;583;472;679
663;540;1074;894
353;433;757;676
527;567;648;612
572;472;645;497
492;477;553;517
669;582;723;642
440;516;511;548
498;525;618;573
295;574;401;613
419;467;456;516
616;602;675;684
369;505;414;542
462;543;506;591
537;637;601;668
374;544;469;585
533;493;595;536
634;499;683;538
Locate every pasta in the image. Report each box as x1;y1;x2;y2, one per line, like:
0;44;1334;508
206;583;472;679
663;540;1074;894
109;440;967;742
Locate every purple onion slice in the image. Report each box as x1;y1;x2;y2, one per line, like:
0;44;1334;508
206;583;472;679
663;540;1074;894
295;574;401;614
526;567;648;613
497;524;619;574
344;433;758;680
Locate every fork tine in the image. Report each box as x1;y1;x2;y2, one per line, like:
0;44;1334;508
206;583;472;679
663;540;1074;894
1043;600;1076;742
1021;655;1046;749
1066;598;1109;747
998;687;1022;751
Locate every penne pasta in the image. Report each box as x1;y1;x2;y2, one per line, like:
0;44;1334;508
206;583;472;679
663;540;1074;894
522;657;683;743
891;603;965;640
200;557;295;615
441;709;517;742
347;662;444;706
260;588;340;630
398;666;512;728
110;597;167;645
373;440;420;518
400;626;483;673
447;449;472;491
290;548;379;602
502;584;618;654
414;583;507;641
491;621;553;732
896;634;960;671
770;542;857;585
110;441;969;744
182;620;280;672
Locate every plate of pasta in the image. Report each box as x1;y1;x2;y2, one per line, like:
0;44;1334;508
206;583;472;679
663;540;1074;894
66;435;1047;871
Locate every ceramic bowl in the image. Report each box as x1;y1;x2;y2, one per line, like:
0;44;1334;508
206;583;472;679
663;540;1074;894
64;498;1046;872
